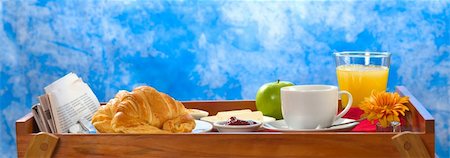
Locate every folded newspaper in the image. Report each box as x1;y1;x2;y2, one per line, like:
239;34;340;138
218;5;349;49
32;73;100;133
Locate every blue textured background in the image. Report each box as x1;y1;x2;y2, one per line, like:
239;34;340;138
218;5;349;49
0;0;449;157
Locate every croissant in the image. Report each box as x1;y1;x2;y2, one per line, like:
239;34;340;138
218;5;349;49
91;86;195;133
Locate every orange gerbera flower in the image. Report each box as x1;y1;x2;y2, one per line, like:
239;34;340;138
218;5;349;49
359;91;410;128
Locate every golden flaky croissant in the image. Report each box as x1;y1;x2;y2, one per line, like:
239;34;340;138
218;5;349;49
91;86;195;133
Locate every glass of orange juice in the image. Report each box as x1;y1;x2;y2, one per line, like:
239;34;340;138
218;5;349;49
334;51;391;108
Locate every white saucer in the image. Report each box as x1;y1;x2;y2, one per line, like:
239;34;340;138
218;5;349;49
214;120;262;132
200;116;276;124
263;118;359;132
192;120;213;133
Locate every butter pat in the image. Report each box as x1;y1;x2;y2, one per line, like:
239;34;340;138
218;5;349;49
216;109;252;118
188;109;209;120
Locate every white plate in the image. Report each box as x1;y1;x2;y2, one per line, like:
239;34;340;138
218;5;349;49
262;116;276;123
263;118;359;132
192;120;213;133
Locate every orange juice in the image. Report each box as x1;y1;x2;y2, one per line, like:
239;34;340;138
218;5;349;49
336;64;389;107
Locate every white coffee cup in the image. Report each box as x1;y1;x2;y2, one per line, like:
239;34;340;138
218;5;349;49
280;85;353;129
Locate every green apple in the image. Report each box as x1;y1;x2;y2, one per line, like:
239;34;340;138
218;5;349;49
256;80;294;120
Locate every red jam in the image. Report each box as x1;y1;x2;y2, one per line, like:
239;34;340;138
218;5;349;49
226;117;257;125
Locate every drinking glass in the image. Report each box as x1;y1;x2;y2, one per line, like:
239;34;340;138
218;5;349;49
333;51;391;107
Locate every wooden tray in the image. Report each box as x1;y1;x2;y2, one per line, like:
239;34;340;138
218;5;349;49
16;86;435;157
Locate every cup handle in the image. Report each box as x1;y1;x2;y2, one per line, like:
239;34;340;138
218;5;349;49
335;91;353;120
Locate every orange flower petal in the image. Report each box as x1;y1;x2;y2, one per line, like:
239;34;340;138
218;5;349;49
359;91;409;127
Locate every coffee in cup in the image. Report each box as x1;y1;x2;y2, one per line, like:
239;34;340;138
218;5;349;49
280;85;352;129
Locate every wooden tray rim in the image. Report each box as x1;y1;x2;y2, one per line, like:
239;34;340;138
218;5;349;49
14;86;436;157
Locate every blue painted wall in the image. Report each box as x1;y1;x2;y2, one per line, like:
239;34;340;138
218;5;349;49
0;0;449;157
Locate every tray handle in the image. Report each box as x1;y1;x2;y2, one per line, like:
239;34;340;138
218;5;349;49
25;132;59;158
392;132;431;158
